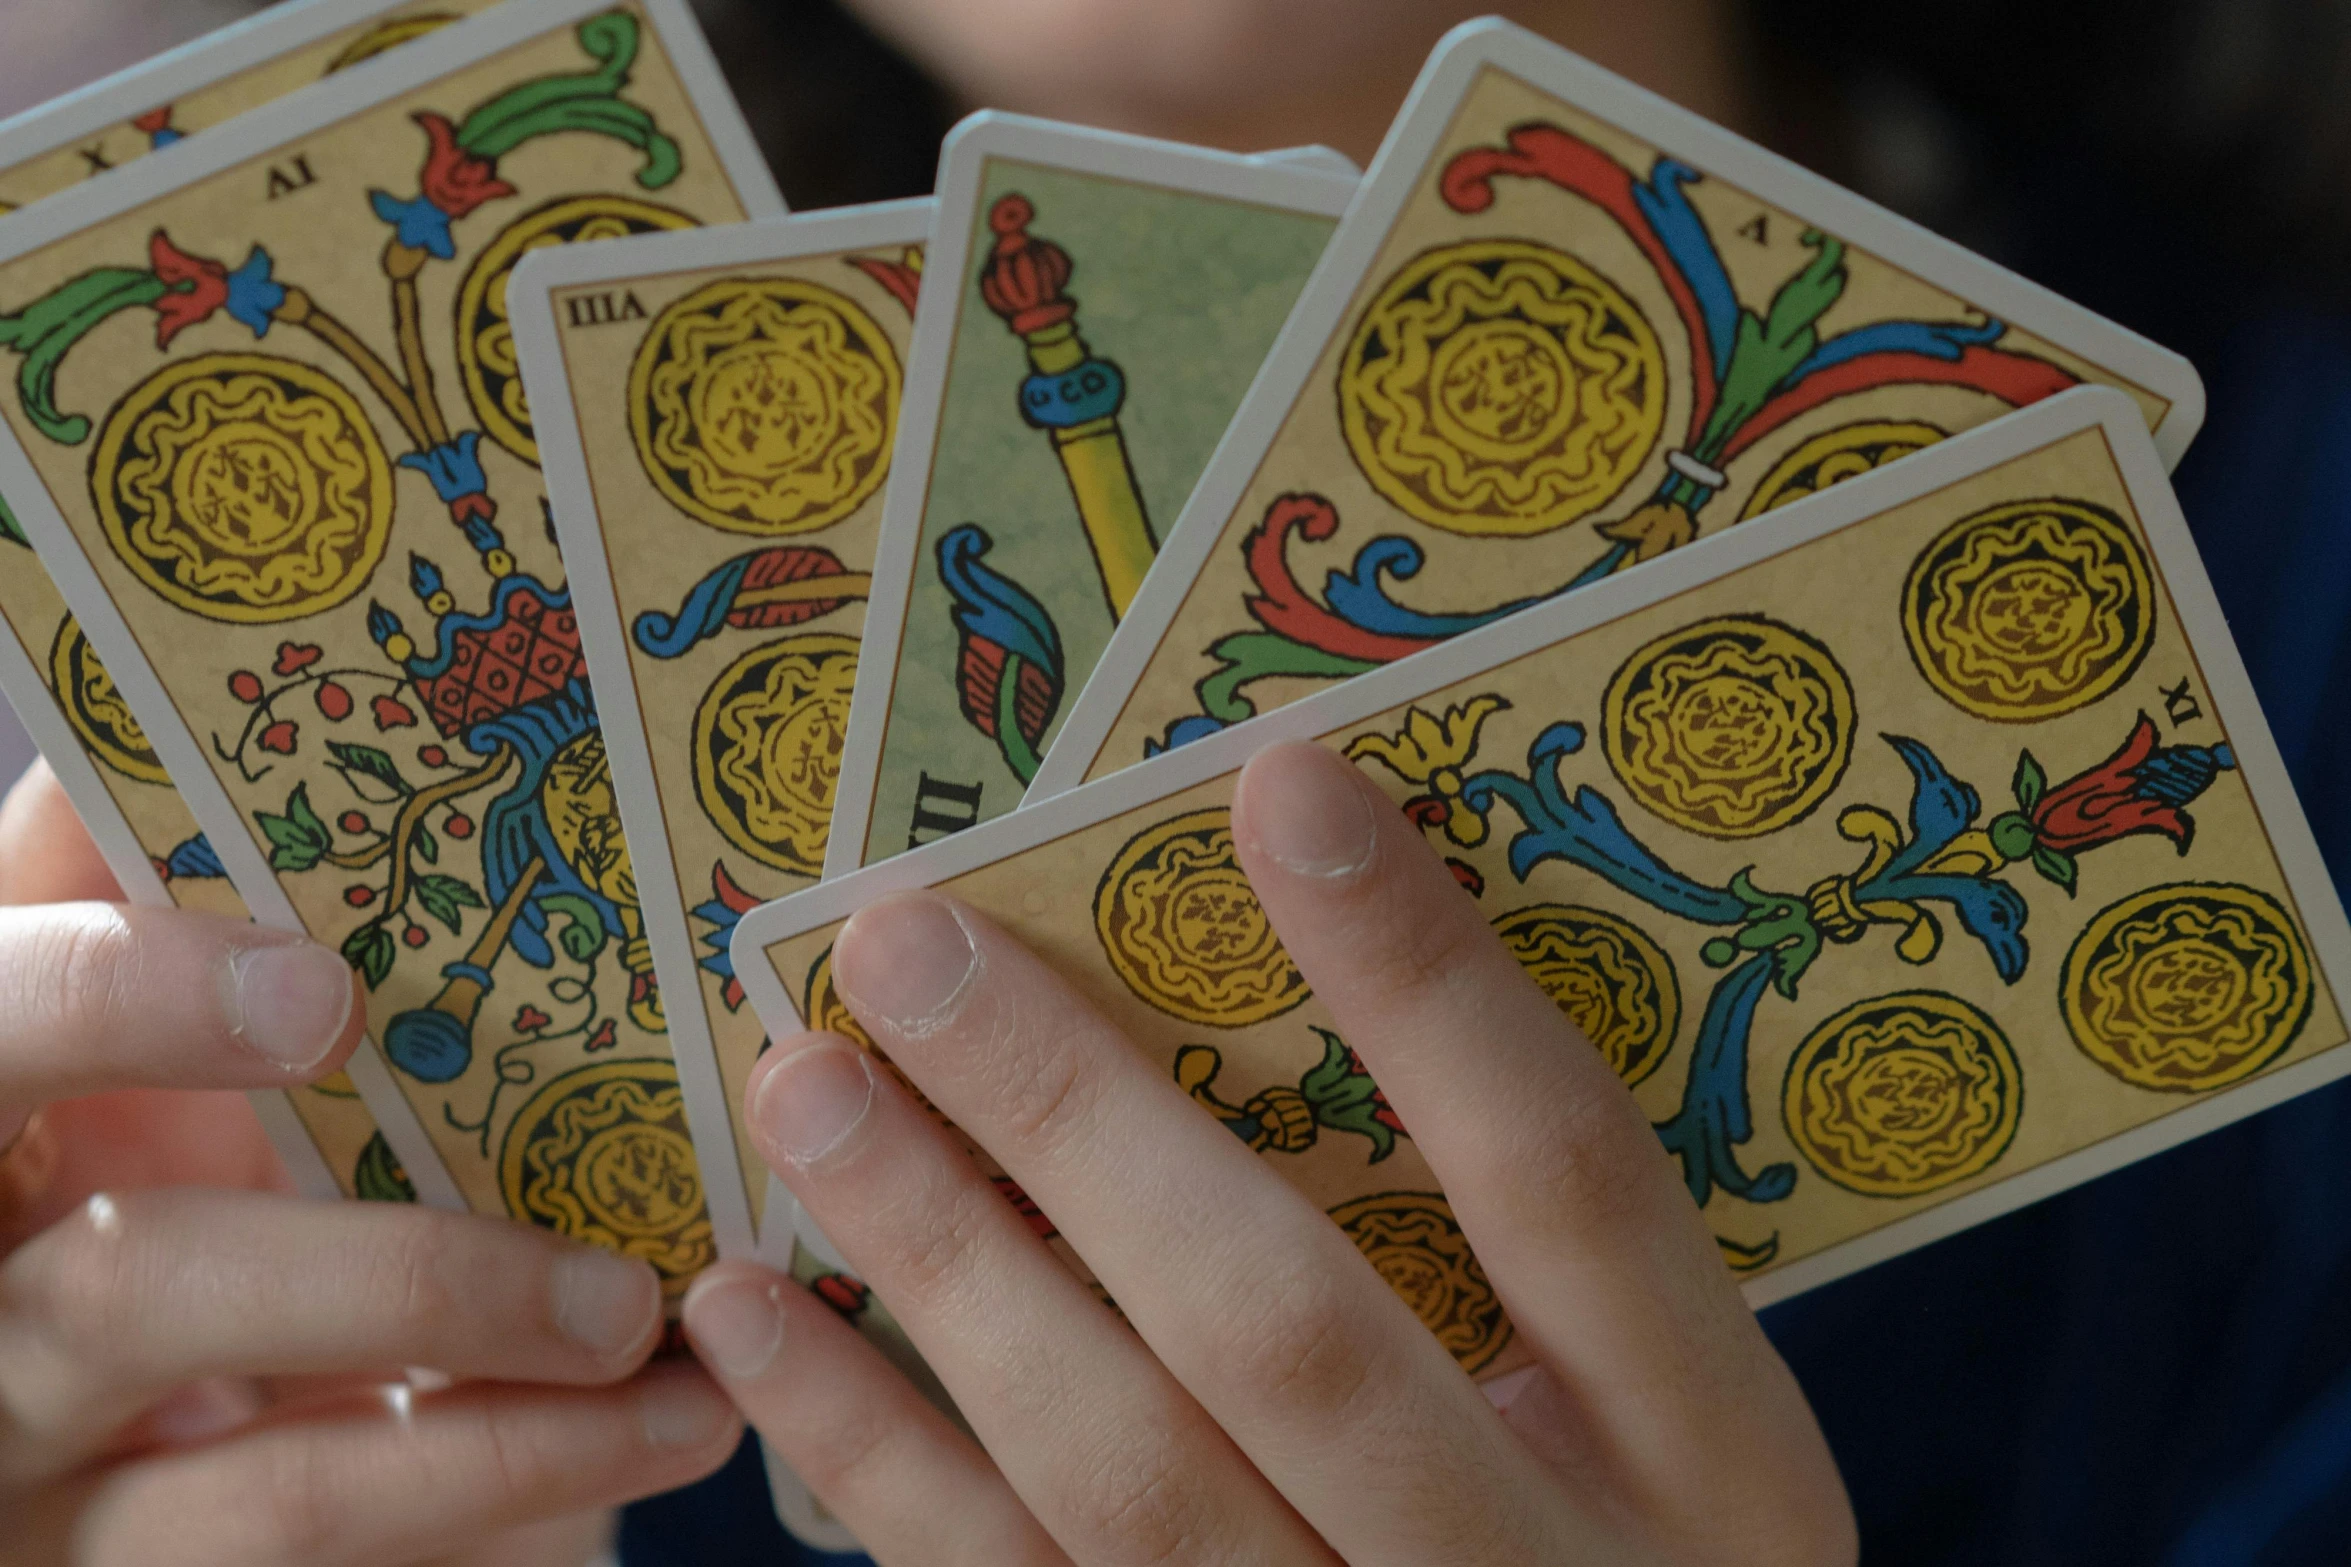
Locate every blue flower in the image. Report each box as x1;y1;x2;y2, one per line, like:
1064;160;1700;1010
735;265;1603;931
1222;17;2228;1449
223;247;284;338
369;190;456;261
397;431;489;503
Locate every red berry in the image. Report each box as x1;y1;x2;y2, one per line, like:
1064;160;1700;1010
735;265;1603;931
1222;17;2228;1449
344;886;375;907
445;813;473;839
228;670;263;703
403;925;429;947
339;811;368;834
419;745;447;767
371;695;417;729
258;720;298;755
315;681;352;721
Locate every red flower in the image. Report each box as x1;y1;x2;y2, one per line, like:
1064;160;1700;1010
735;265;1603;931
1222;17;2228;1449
585;1019;618;1052
273;642;322;676
228;670;263;703
371;695;417;729
512;1004;551;1032
131;107;174;136
258;720;298;754
315;681;352;720
2029;715;2191;855
415;113;514;219
147;231;226;349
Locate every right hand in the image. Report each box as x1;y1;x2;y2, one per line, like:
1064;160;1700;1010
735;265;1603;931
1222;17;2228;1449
0;761;744;1566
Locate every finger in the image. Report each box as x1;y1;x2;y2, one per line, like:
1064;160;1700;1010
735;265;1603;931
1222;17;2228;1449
15;1360;740;1567
829;894;1581;1563
0;900;363;1112
0;1187;666;1481
744;1032;1333;1565
685;1262;1068;1566
0;760;122;907
1231;742;1848;1552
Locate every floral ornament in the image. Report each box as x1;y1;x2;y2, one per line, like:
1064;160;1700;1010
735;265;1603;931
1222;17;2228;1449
132;106;181;149
1985;713;2236;893
398;430;498;535
939;524;1065;785
149;232;283;346
1345;696;1510;848
690;860;762;1011
1176;1030;1406;1164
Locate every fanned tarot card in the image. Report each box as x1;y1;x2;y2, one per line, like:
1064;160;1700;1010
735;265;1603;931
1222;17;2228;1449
512;200;930;1260
824;115;1355;874
732;390;2350;1378
0;0;783;1298
1027;17;2207;800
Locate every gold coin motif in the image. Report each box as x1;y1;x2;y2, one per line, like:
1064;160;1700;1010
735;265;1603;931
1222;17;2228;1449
541;731;639;909
1328;1191;1513;1373
1783;991;2022;1198
49;613;167;784
1602;614;1854;839
91;353;393;623
2062;882;2314;1093
1490;903;1679;1086
802;945;872;1050
1739;419;1947;520
1339;239;1666;537
1901;497;2155;722
1094;807;1306;1028
629;277;901;535
458;196;697;464
498;1059;714;1300
692;634;857;876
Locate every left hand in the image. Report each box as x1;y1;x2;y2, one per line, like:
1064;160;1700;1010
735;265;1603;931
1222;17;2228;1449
684;741;1853;1565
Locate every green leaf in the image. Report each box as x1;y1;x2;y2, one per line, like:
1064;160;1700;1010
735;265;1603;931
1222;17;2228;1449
2013;750;2046;809
0;495;23;548
327;740;411;801
414;872;485;935
351;1131;416;1203
454;13;680;188
1692;232;1847;461
1297;1029;1397;1163
540;891;607;962
2032;846;2078;896
256;782;330;872
412;823;439;864
0;267;169;443
1195;632;1376;727
340;922;395;989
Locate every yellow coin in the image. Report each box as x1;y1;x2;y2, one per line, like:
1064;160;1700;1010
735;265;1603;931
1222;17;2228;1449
1339;239;1666;537
1094;807;1306;1028
1739;419;1946;520
1901;497;2155;722
1490;903;1679;1086
1328;1191;1513;1373
2062;882;2314;1093
692;634;857;877
458;196;697;464
92;352;393;623
1783;991;2022;1198
540;730;640;910
498;1058;715;1301
630;277;901;535
49;613;167;784
1602;614;1855;839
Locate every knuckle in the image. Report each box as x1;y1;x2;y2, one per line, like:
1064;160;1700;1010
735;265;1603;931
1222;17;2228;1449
25;907;142;1046
373;1209;465;1347
5;1198;144;1369
975;1001;1110;1164
1215;1252;1375;1423
1057;1425;1221;1565
1503;1083;1659;1239
866;1175;996;1316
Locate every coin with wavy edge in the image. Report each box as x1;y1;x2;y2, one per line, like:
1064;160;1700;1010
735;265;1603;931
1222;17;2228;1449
1329;1191;1513;1373
541;730;640;909
1094;807;1306;1028
1739;419;1946;520
2062;882;2315;1093
1339;239;1665;537
630;277;900;535
1783;991;2022;1198
1490;902;1679;1086
498;1058;715;1300
92;352;393;623
1902;496;2155;722
692;633;857;877
49;613;166;783
458;195;697;465
1602;614;1855;839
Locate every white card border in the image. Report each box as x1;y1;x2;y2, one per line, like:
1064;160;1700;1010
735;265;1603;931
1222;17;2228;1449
734;386;2351;1314
1024;14;2209;803
509;197;937;1266
823;110;1359;880
0;0;784;1214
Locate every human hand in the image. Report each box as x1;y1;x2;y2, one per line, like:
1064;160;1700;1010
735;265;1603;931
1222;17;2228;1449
684;740;1854;1564
0;763;743;1566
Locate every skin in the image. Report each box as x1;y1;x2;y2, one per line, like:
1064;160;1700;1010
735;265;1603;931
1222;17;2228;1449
689;744;1854;1563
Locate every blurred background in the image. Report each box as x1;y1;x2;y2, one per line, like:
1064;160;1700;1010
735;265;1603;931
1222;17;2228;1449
3;2;2348;1563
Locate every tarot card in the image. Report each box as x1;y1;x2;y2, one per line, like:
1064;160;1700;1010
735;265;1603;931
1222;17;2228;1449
0;0;782;1299
1026;17;2208;800
0;0;505;214
731;388;2350;1376
824;114;1355;875
511;199;930;1259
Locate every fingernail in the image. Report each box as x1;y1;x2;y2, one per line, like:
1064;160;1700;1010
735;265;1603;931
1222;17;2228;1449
553;1248;659;1359
750;1041;874;1166
222;941;353;1070
1243;746;1376;878
834;894;978;1034
640;1371;735;1448
685;1275;786;1380
1479;1363;1543;1414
